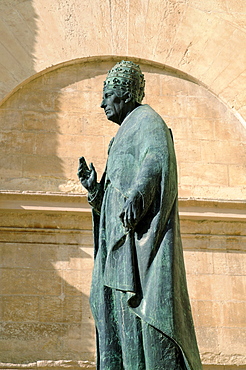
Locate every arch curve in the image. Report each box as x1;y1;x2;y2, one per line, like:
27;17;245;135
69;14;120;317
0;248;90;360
0;56;245;200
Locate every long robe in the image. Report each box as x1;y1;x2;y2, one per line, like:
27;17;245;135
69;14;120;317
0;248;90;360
89;104;202;370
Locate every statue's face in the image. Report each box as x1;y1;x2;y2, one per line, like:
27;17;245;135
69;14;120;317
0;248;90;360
100;88;125;124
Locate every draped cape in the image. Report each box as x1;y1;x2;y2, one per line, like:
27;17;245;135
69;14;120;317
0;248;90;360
90;104;202;370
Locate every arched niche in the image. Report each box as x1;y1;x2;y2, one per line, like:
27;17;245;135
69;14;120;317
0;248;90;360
0;56;245;200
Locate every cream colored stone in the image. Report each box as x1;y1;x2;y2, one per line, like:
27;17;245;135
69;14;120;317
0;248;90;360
180;162;229;186
0;195;245;367
1;269;62;296
0;0;245;128
0;151;23;178
191;300;223;327
195;327;219;353
231;276;246;301
218;327;246;356
1;60;245;201
62;270;92;296
3;296;39;322
184;250;214;275
222;301;246;327
213;252;246;276
0;2;246;365
229;165;246;187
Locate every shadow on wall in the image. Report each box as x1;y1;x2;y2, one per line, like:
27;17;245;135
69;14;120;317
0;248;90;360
0;56;245;199
0;1;38;100
0;59;121;193
0;2;96;365
0;210;95;363
0;52;246;366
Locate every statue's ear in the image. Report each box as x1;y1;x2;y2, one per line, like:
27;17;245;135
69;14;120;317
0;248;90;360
124;92;132;103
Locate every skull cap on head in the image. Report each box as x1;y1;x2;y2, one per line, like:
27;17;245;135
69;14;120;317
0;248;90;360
103;60;145;104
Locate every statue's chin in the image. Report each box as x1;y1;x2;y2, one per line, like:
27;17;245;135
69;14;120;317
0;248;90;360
106;113;117;124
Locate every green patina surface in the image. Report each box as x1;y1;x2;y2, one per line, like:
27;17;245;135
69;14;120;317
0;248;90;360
88;104;202;370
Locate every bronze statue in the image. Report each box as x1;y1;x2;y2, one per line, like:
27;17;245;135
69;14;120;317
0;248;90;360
78;61;202;370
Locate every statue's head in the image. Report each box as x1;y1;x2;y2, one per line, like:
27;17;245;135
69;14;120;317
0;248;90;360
103;60;145;104
101;61;145;124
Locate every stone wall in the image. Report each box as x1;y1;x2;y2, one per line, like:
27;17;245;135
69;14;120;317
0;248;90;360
1;59;245;199
0;194;245;369
1;1;246;122
0;193;95;367
0;1;246;368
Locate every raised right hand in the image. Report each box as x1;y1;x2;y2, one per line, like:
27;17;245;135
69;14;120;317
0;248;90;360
77;157;97;193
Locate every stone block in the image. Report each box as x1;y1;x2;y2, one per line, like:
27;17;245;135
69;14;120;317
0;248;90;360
65;323;95;352
229;165;246;187
0;243;40;269
1;269;62;296
201;140;245;165
23;111;58;132
231;276;246;301
66;323;82;339
56;133;105;161
63;269;92;296
0;322;68;341
196;326;219;352
182;234;210;250
186;96;222;119
208;236;227;251
22;154;63;178
147;94;186;118
64;296;83;323
12;130;36;155
214;115;245;142
224;236;245;251
191;118;215;140
2;296;39;322
39;296;64;323
0;151;23;178
175;139;202;162
39;244;63;270
180;162;229;186
42;65;78;89
38;295;83;324
222;301;246;327
0;130;22;154
167;117;193;140
187;273;235;302
0;229;57;245
218;327;246;355
191;300;222;327
213;252;246;275
186;274;213;301
40;244;93;271
82;113;110;137
160;76;190;97
202;366;225;370
184;250;214;275
0;109;22;131
34;132;58;156
0;297;3;321
211;274;233;301
145;73;161;96
16;90;56;112
58;91;99;113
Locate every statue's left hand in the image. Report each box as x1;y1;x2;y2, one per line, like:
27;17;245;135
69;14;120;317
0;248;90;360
119;192;143;231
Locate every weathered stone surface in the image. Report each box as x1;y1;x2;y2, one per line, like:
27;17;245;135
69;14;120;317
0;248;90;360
0;61;246;201
0;3;245;366
0;194;245;367
0;0;246;130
